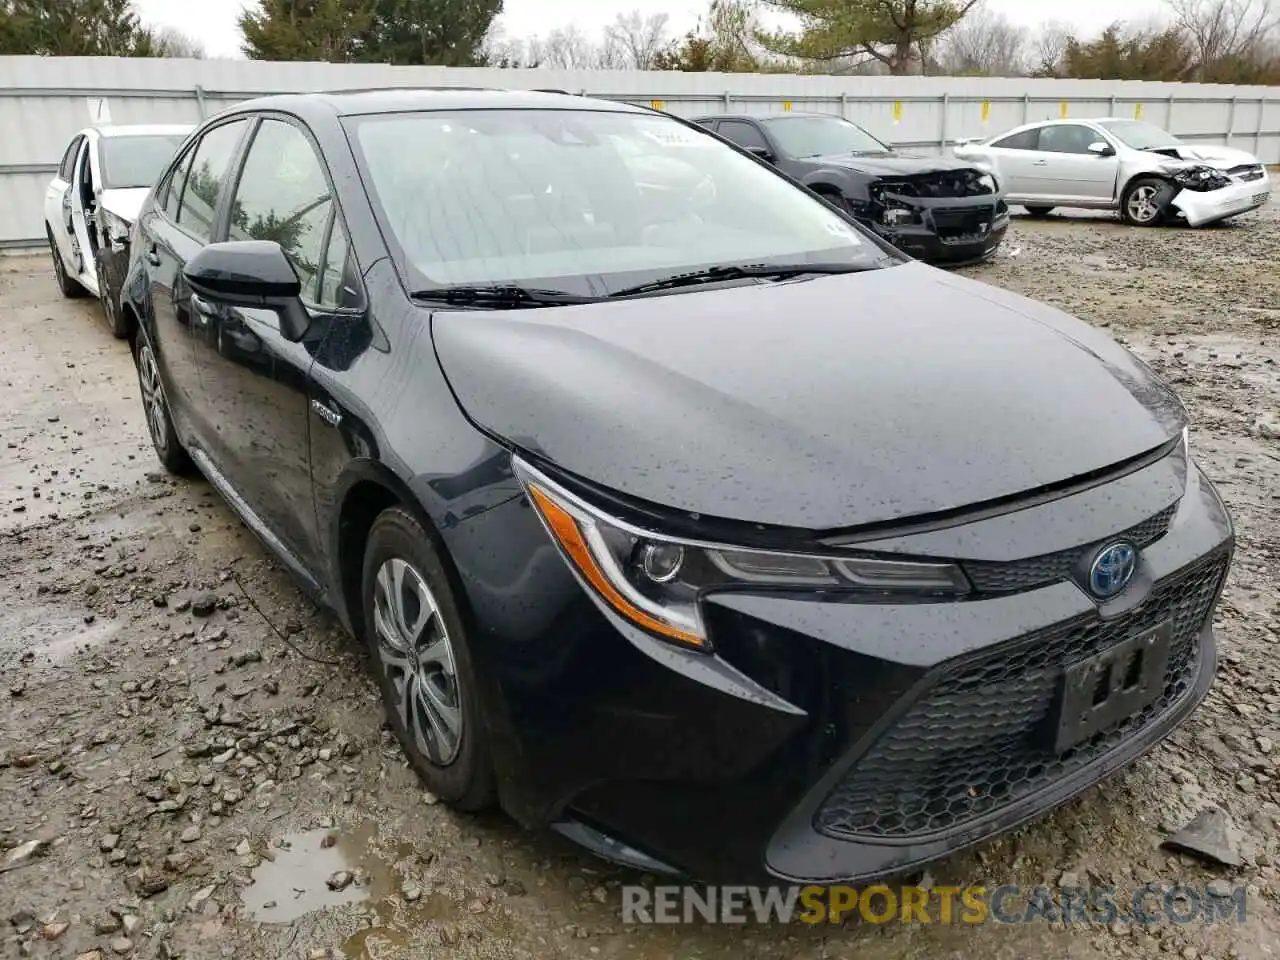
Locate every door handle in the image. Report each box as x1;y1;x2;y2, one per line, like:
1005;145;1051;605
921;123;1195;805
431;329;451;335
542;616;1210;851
1031;160;1049;166
145;246;161;266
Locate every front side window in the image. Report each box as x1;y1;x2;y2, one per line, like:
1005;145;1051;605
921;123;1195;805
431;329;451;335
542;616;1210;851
176;119;249;243
348;108;889;296
99;135;189;190
59;136;83;181
1096;120;1181;151
1038;124;1102;155
228;118;350;306
762;116;892;158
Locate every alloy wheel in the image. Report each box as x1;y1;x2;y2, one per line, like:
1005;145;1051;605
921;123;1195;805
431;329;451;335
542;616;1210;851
1126;185;1160;224
372;557;463;765
136;343;169;457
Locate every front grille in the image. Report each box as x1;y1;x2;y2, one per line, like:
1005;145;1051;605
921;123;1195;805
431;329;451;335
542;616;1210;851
1228;164;1265;182
875;172;995;199
962;503;1177;594
814;550;1228;841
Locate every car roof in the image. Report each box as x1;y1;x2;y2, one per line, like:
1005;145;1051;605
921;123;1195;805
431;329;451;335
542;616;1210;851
90;124;195;138
223;87;646;120
693;112;844;122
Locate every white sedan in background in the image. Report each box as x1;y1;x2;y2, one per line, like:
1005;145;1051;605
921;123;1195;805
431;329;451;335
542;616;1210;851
44;124;192;336
954;118;1270;227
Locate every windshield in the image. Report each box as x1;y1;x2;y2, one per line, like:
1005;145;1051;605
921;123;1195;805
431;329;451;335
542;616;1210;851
99;134;189;189
1096;120;1182;151
348;109;891;295
762;116;893;158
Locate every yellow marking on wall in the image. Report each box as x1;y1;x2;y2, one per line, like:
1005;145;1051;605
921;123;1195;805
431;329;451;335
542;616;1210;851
1059;101;1069;118
892;100;903;123
650;99;664;111
782;100;792;111
1134;102;1143;119
981;100;990;123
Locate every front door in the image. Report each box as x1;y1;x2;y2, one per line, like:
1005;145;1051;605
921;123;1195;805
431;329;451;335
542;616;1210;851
1034;124;1120;203
189;116;353;577
143;119;251;438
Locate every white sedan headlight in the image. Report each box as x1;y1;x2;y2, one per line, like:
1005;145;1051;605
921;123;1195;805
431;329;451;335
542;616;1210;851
977;172;998;193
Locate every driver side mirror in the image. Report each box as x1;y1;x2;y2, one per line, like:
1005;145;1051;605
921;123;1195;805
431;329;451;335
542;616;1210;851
183;240;310;342
745;144;776;162
1087;141;1116;157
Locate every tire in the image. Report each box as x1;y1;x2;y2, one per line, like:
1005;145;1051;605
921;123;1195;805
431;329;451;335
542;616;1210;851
47;226;86;299
133;330;194;475
361;507;495;811
1121;178;1167;227
1023;205;1054;218
96;253;129;338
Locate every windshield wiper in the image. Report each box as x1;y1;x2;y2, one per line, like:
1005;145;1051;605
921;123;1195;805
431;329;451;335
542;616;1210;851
409;285;601;308
609;262;880;298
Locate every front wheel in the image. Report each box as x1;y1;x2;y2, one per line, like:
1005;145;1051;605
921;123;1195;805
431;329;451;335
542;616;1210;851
1121;178;1168;227
361;508;495;811
134;333;193;475
96;253;129;338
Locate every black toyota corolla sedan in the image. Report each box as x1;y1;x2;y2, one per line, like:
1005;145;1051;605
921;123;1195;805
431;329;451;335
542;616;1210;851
118;88;1232;884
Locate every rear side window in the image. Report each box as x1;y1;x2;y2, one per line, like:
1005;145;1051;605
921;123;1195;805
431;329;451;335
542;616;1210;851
227;118;353;308
718;120;770;153
991;128;1039;150
58;136;83;181
175;119;250;243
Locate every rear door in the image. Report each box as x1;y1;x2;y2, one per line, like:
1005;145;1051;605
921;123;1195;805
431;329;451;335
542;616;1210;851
982;126;1044;200
1035;123;1120;203
46;134;83;262
142;118;252;440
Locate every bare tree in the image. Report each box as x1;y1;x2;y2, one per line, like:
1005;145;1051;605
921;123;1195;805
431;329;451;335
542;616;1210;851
532;25;599;69
152;24;206;58
935;7;1027;75
1030;19;1072;75
604;10;671;68
1165;0;1278;71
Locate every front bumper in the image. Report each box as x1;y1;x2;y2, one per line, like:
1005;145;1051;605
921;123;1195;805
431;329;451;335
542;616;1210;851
452;455;1232;884
1171;174;1271;226
871;201;1010;265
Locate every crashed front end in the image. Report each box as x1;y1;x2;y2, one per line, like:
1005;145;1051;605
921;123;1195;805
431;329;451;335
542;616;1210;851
1161;162;1272;227
857;169;1009;266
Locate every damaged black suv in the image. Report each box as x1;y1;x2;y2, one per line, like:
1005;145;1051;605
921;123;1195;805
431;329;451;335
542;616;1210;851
695;112;1009;265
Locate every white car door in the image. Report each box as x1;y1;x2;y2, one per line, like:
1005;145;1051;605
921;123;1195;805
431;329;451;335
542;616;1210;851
1035;124;1120;204
45;133;84;265
981;126;1047;202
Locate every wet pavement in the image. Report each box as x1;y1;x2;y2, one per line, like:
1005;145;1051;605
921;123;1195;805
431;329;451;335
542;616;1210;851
2;198;1279;960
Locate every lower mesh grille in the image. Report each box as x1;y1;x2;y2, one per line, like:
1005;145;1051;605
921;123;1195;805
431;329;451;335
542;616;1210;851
814;550;1228;841
962;503;1178;594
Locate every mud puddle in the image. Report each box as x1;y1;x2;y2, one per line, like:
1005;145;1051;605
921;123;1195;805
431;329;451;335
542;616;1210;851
242;824;457;958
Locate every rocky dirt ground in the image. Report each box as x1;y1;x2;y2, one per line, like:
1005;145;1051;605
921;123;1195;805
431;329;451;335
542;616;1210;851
1;198;1278;960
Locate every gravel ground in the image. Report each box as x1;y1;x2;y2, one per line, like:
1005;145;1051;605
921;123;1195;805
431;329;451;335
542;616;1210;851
2;199;1278;960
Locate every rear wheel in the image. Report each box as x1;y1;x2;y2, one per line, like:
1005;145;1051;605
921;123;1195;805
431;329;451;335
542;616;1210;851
47;226;86;299
1023;205;1054;218
361;508;495;811
1121;178;1167;227
134;332;193;475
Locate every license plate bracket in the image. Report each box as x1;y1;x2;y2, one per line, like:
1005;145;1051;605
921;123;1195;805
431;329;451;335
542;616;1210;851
1054;621;1172;753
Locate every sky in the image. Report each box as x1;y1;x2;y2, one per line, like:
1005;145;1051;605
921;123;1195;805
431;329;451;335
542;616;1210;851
133;0;1168;61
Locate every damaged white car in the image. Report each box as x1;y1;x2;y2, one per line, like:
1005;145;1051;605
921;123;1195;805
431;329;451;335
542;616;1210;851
44;124;193;336
954;118;1270;227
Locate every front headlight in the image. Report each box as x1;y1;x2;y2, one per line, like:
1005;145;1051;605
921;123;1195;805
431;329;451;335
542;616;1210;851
514;457;970;650
977;172;998;193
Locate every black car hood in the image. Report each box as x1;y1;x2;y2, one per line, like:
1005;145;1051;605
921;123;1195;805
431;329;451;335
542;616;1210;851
432;262;1185;531
809;152;980;177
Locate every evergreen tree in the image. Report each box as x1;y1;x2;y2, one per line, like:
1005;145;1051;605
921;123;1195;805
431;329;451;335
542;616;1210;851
0;0;155;56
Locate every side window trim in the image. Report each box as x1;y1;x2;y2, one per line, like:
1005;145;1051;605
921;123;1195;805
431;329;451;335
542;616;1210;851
228;110;365;312
157;139;196;214
58;136;83;181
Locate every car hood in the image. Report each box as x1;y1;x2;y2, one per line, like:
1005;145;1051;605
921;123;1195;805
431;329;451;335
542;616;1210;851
432;262;1186;531
810;152;980;177
1146;143;1260;169
98;188;150;225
